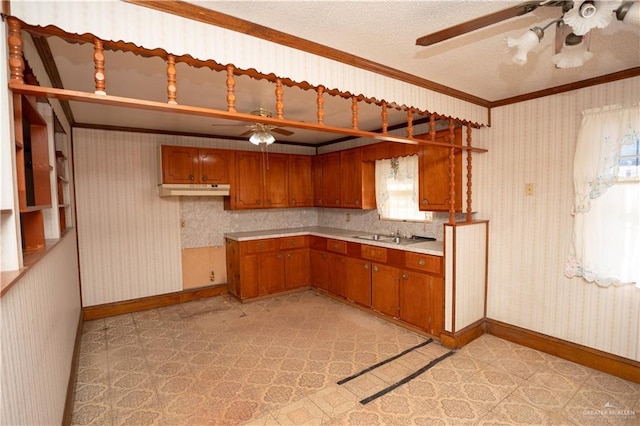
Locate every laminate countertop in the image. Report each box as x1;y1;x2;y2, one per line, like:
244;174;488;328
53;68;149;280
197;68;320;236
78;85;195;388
225;226;444;256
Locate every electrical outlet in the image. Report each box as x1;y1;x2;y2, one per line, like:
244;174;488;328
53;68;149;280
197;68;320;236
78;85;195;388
209;271;215;282
346;213;351;222
525;183;535;196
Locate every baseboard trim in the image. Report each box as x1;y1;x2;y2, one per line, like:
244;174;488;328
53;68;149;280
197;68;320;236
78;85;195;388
82;285;228;320
486;319;640;384
62;311;83;426
440;319;486;349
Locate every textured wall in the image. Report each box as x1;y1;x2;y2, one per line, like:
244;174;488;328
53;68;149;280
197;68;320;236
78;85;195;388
473;77;640;361
0;232;81;425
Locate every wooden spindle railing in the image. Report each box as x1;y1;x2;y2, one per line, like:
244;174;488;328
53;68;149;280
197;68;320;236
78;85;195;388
275;78;284;119
448;118;456;224
429;113;436;141
226;64;236;112
351;96;359;129
7;18;24;84
93;38;106;95
316;85;325;124
381;101;388;133
166;55;177;104
466;123;473;222
406;108;414;138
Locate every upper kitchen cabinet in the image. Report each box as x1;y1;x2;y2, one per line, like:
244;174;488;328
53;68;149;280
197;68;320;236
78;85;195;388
160;145;234;184
416;127;463;212
230;151;289;209
314;149;375;209
288;155;314;207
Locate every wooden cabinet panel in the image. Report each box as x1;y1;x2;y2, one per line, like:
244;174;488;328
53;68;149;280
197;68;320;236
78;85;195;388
310;249;330;291
346;257;372;307
417;128;462;212
239;254;259;299
322;152;342;207
329;253;348;298
199;148;234;184
235;151;265;209
257;252;285;295
264;154;289;208
312;155;324;206
285;249;310;289
279;236;308;250
289;155;314;207
340;149;362;208
399;270;430;329
404;252;443;275
372;263;400;317
361;245;387;263
326;239;348;254
246;238;279;254
428;276;444;337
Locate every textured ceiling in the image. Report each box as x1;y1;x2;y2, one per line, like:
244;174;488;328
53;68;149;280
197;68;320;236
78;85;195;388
193;0;640;102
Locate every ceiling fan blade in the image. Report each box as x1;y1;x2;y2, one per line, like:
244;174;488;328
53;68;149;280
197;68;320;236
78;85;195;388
271;127;294;136
239;129;254;137
415;1;543;46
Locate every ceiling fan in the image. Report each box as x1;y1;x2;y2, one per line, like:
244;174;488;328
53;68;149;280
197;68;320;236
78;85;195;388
212;108;294;146
415;1;640;68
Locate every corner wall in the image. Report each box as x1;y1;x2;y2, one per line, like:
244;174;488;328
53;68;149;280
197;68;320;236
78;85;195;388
474;77;640;361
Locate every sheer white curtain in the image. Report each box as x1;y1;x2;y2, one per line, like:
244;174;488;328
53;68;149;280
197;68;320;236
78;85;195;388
565;104;640;287
375;155;420;220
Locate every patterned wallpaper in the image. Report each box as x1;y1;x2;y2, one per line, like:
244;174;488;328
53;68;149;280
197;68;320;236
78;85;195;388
473;77;640;361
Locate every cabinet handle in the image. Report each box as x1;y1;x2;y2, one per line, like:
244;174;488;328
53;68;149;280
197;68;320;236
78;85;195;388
333;243;338;249
189;175;195;181
373;266;378;272
277;254;282;259
258;242;265;248
286;253;291;258
418;259;425;266
335;199;339;204
202;175;208;182
421;199;428;205
355;200;360;205
290;240;295;246
292;200;297;205
402;273;408;280
364;264;369;270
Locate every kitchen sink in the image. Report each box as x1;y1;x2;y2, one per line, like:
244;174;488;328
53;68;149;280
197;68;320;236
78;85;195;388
354;234;436;245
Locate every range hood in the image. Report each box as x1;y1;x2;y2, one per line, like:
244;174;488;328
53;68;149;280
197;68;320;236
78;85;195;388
158;183;230;197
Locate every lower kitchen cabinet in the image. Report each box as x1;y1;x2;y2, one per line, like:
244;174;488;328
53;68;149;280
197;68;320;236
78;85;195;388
329;253;348;299
399;270;444;336
346;257;372;307
310;249;330;291
371;263;400;317
284;248;310;289
257;251;285;296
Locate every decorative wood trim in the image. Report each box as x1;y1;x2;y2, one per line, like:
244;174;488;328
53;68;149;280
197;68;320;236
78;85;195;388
440;318;486;349
166;54;177;104
225;64;236;112
10;82;488;152
465;124;473;222
93;38;106;95
486;319;640;384
62;311;83;426
490;67;640;108
122;0;490;108
7;17;24;83
82;285;228;320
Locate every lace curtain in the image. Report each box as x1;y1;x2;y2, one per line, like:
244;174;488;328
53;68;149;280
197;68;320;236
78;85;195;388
375;155;420;220
565;104;640;287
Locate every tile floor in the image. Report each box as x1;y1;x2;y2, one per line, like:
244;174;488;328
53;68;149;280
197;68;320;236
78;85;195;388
73;291;639;425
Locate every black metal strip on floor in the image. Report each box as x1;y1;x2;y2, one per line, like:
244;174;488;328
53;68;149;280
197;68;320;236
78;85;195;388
337;338;433;385
359;350;455;405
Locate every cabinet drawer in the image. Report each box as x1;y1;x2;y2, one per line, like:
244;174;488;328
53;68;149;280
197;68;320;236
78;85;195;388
327;239;348;254
361;244;387;262
245;239;279;254
279;236;308;250
404;252;442;275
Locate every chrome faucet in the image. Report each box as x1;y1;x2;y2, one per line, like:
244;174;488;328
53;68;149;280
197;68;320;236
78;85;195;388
395;229;401;238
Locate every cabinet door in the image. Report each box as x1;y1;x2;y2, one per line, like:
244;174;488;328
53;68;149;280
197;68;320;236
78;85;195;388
399;270;429;330
312;155;324;206
428;276;444;337
257;252;285;295
285;249;310;289
235;151;264;209
239;254;259;299
264;154;289;208
162;145;199;184
340;149;363;208
417;128;462;212
322;152;342;207
310;249;330;291
346;257;372;307
372;263;400;317
329;253;348;298
289;155;313;207
199;148;234;184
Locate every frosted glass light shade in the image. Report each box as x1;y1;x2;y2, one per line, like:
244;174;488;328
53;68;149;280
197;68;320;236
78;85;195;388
506;27;543;65
552;42;594;68
249;131;276;145
563;0;621;35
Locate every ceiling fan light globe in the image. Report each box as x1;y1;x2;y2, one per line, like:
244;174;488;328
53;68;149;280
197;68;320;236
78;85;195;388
563;0;621;35
249;131;276;146
552;43;594;68
507;28;542;65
